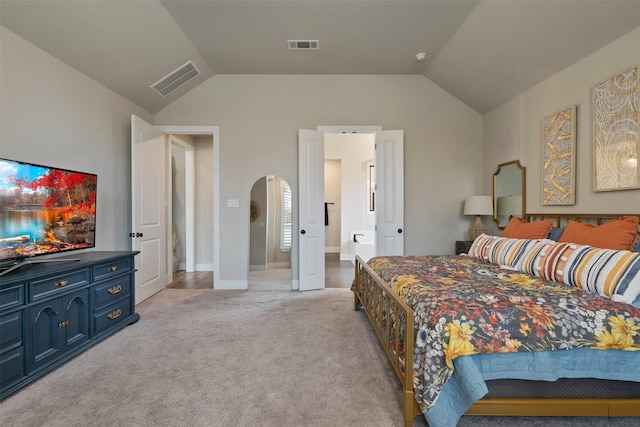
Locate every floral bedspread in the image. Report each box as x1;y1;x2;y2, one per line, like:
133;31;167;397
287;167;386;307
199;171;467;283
367;255;640;414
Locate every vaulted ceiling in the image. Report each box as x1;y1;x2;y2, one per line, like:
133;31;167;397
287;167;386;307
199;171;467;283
2;0;639;114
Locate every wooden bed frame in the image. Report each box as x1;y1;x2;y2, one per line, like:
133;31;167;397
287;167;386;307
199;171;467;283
353;213;640;427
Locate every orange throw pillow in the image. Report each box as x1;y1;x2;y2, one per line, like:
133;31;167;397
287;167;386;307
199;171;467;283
502;217;553;239
558;216;639;250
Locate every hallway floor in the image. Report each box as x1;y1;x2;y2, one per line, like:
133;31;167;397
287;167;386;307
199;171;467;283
168;253;354;290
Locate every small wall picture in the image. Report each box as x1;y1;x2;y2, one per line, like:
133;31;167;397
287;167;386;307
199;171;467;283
593;65;639;192
542;105;576;205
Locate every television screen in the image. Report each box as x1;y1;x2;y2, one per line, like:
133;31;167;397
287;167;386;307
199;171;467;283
0;158;97;265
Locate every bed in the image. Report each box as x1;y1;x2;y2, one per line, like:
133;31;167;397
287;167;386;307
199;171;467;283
352;213;640;427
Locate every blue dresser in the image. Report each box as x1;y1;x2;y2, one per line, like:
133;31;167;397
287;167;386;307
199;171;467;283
0;251;139;399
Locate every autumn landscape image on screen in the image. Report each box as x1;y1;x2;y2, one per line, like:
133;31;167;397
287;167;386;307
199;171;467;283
0;159;97;261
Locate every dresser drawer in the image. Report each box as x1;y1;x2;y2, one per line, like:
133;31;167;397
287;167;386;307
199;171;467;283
93;257;133;282
93;275;131;310
94;300;131;335
0;347;24;390
1;283;25;310
31;269;90;301
0;311;23;350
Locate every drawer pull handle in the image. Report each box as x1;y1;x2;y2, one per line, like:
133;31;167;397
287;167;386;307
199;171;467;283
107;309;122;320
108;285;122;294
108;266;118;272
58;320;69;328
55;280;69;287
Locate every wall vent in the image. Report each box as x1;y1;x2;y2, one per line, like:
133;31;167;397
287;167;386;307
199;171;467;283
287;40;319;50
151;61;200;97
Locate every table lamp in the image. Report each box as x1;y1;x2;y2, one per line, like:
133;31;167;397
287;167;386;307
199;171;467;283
463;195;493;241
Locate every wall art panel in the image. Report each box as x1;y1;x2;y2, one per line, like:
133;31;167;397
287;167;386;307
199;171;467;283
542;105;576;205
593;65;639;192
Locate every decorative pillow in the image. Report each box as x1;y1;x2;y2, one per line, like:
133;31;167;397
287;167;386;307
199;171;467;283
548;227;565;241
558;216;639;251
531;241;640;306
516;239;557;276
502;217;553;239
468;234;553;271
468;234;497;261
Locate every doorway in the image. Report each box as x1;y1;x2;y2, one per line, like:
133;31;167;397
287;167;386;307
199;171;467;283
297;126;404;291
169;135;195;274
324;134;376;288
248;175;292;291
324;133;376;264
131;115;218;303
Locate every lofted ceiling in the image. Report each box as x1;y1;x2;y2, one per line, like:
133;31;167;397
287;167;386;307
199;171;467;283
1;0;639;115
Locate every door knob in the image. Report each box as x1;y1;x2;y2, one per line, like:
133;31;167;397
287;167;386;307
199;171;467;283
301;230;306;234
397;228;403;234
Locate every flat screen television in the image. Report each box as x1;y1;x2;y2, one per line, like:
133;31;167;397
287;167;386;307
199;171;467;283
0;158;97;276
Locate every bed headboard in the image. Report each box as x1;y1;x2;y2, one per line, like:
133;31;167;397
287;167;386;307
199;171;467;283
525;213;640;227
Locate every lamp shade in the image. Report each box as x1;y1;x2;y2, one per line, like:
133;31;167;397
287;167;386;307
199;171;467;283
463;195;493;216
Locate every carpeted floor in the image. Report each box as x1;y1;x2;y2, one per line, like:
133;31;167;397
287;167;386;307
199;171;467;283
1;289;638;427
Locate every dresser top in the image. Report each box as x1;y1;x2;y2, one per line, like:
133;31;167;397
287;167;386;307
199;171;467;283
0;251;138;284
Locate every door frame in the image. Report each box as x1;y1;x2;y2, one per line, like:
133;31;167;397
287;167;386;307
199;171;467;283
156;125;219;286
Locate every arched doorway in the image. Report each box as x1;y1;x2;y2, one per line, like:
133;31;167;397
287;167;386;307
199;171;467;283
248;175;292;290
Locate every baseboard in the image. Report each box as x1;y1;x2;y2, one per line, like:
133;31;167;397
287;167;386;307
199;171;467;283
325;247;340;253
269;262;291;268
195;263;214;271
214;279;248;290
250;265;267;271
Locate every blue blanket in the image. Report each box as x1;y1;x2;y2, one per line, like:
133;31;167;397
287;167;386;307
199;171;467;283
424;349;640;427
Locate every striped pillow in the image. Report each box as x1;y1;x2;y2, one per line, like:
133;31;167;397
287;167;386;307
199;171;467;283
532;242;640;305
468;234;554;271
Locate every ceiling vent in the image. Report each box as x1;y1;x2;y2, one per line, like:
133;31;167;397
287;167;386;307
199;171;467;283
151;61;200;97
287;40;319;50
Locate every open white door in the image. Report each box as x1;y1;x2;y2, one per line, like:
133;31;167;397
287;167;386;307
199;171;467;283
131;115;167;303
375;130;404;256
298;129;325;291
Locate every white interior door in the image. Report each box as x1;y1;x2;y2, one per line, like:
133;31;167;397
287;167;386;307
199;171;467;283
375;130;404;256
298;129;325;291
131;115;167;303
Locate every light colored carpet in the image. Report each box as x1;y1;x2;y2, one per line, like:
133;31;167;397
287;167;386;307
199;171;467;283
1;289;638;427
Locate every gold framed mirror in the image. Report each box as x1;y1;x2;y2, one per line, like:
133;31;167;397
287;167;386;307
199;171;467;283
493;160;526;229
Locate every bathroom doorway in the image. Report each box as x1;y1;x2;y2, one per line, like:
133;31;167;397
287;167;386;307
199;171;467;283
298;126;404;291
324;133;375;263
324;134;375;287
248;175;292;290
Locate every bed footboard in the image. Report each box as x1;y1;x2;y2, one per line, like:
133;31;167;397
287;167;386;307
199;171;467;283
353;256;418;427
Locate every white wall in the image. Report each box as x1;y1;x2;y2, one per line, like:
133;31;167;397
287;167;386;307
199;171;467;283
324;159;341;252
154;74;483;287
325;133;375;258
170;137;189;265
0;27;153;253
193;135;214;270
249;177;267;270
484;26;640;232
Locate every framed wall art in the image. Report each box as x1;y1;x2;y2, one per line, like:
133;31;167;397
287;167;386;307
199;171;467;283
542;105;576;205
593;65;639;192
